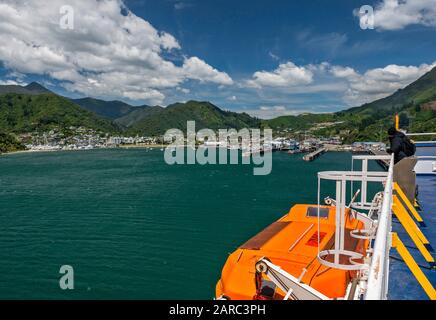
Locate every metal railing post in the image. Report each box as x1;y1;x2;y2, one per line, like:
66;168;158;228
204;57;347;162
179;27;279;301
365;154;394;300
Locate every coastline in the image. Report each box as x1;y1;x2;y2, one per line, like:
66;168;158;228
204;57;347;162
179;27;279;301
1;149;63;156
119;144;164;149
2;143;354;157
1;144;165;156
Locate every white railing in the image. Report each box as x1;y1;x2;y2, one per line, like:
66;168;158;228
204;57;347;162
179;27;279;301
351;155;392;210
317;163;389;272
406;133;436;136
364;154;395;300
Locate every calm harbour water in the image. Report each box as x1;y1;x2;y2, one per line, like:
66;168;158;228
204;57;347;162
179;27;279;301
0;149;429;299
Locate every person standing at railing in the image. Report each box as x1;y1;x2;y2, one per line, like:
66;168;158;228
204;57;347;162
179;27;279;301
387;127;417;203
387;127;416;164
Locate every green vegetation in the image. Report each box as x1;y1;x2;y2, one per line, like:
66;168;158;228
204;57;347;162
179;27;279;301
262;113;336;131
127;100;261;136
0;93;118;134
73;97;147;120
0;131;25;153
115;106;163;128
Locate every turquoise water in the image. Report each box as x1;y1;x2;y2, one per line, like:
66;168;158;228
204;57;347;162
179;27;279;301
0;149;356;299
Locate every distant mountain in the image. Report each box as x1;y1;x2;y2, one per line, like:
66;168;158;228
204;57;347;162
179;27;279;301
114;106;164;127
72;97;149;120
127;100;261;136
0;93;118;133
0;82;52;95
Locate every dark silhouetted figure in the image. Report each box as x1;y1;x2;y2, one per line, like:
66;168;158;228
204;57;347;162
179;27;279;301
386;127;416;164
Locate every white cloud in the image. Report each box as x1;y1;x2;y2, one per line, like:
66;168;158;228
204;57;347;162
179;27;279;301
246;62;314;89
0;79;24;86
330;66;359;79
330;62;436;105
355;0;436;30
176;87;190;94
227;95;237;101
244;59;436;108
0;0;232;104
260;106;286;111
182;57;233;85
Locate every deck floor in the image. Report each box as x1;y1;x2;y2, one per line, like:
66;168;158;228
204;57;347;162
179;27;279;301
388;175;436;300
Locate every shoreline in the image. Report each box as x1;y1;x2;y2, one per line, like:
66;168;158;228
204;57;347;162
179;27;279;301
1;144;166;156
2;145;354;157
1;149;60;156
119;144;165;149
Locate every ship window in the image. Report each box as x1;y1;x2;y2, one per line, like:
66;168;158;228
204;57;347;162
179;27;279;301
306;207;329;218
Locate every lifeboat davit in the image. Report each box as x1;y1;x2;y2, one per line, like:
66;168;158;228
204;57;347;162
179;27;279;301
216;204;369;300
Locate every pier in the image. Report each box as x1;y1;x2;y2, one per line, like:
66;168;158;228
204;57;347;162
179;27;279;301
303;147;326;162
369;149;390;170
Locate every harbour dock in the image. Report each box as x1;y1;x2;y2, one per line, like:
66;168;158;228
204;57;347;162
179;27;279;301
369;149;390;170
303;147;326;162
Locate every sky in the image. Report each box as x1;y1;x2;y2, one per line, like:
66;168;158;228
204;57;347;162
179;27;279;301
0;0;435;119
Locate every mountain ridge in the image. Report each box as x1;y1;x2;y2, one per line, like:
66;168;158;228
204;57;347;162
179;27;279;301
127;100;261;136
0;81;53;95
72;97;151;120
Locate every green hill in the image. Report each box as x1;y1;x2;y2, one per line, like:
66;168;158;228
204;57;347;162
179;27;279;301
72;97;149;120
0;93;118;134
115;106;164;127
263;113;336;131
127;100;261;136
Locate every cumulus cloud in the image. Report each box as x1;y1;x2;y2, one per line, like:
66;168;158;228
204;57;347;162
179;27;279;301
331;62;436;105
182;57;233;85
246;62;314;89
0;0;232;104
244;60;436;107
0;79;24;86
355;0;436;30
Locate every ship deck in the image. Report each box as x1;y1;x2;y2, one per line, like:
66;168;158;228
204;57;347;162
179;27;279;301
388;175;436;299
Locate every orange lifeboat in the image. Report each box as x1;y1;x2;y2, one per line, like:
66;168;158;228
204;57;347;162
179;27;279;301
216;204;369;300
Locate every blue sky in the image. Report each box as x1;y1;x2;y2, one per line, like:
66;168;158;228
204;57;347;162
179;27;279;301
0;0;435;118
